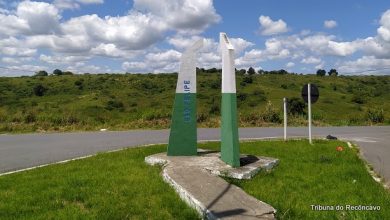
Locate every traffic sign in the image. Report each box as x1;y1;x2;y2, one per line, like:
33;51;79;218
301;84;319;103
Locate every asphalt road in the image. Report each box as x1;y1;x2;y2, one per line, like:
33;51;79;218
0;126;389;184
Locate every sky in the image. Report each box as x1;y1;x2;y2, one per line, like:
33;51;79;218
1;0;390;76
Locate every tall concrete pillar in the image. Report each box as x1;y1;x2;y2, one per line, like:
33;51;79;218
167;40;203;156
220;33;240;167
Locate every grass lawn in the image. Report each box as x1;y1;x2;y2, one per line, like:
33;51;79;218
0;140;389;219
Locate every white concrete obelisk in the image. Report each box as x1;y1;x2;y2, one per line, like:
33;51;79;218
220;33;240;167
167;40;203;156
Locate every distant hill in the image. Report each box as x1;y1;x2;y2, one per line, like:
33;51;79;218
0;72;389;133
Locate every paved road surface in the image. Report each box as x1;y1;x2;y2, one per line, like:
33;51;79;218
0;126;389;184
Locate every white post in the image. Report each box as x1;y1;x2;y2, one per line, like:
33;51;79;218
283;98;287;141
308;83;312;144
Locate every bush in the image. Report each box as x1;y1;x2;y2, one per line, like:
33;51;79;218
287;97;305;116
280;84;288;89
197;112;209;123
237;92;247;101
33;84;47;96
24;112;37;123
243;76;253;84
209;104;220;115
351;95;366;104
105;100;124;111
53;69;63;76
142;110;170;120
210;81;221;89
366;109;384;123
261;101;281;123
35;70;48;76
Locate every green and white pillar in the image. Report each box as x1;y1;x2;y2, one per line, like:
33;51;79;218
167;40;203;156
220;33;240;167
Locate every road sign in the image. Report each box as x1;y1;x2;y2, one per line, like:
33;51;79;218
301;84;319;103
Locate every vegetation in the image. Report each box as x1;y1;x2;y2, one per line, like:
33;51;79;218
0;145;199;219
0;140;389;219
0;71;389;133
206;140;390;220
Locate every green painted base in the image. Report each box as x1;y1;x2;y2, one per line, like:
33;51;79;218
167;93;197;156
221;93;240;167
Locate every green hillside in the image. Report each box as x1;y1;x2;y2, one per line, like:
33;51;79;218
0;72;389;133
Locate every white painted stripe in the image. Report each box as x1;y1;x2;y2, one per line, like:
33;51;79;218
176;39;203;93
220;33;236;93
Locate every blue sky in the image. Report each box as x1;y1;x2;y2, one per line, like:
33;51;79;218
1;0;390;76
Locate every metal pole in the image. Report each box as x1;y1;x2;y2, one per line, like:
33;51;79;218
308;83;312;144
283;98;287;141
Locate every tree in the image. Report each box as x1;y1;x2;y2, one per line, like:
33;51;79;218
257;69;264;74
236;69;246;75
53;69;63;76
328;68;338;76
63;71;74;75
316;69;326;76
247;67;256;75
35;70;48;76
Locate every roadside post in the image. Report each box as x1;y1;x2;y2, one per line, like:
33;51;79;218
283;98;287;141
301;84;319;144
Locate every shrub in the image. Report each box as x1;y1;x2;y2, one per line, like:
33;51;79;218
287;97;305;116
53;69;63;76
210;81;221;89
33;84;47;96
366;109;384;123
243;76;253;84
24;112;37;123
197;112;209;123
35;70;48;76
237;92;247;101
261;101;281;123
351;95;366;104
105;100;124;111
209;104;220;115
280;84;288;89
142;110;170;120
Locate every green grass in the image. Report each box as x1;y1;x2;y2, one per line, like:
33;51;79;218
200;140;390;219
0;73;389;133
0;145;199;220
0;140;389;219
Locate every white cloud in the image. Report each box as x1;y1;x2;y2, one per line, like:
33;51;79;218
327;41;359;56
53;0;104;10
301;57;321;64
134;0;220;34
324;20;337;29
122;49;182;73
167;35;204;50
259;15;288;36
338;56;390;75
39;54;90;64
0;37;37;57
229;38;254;54
0;64;48;76
286;62;295;68
378;10;390;42
61;12;167;50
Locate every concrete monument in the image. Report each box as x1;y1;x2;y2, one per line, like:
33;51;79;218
167;40;203;156
220;33;240;167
